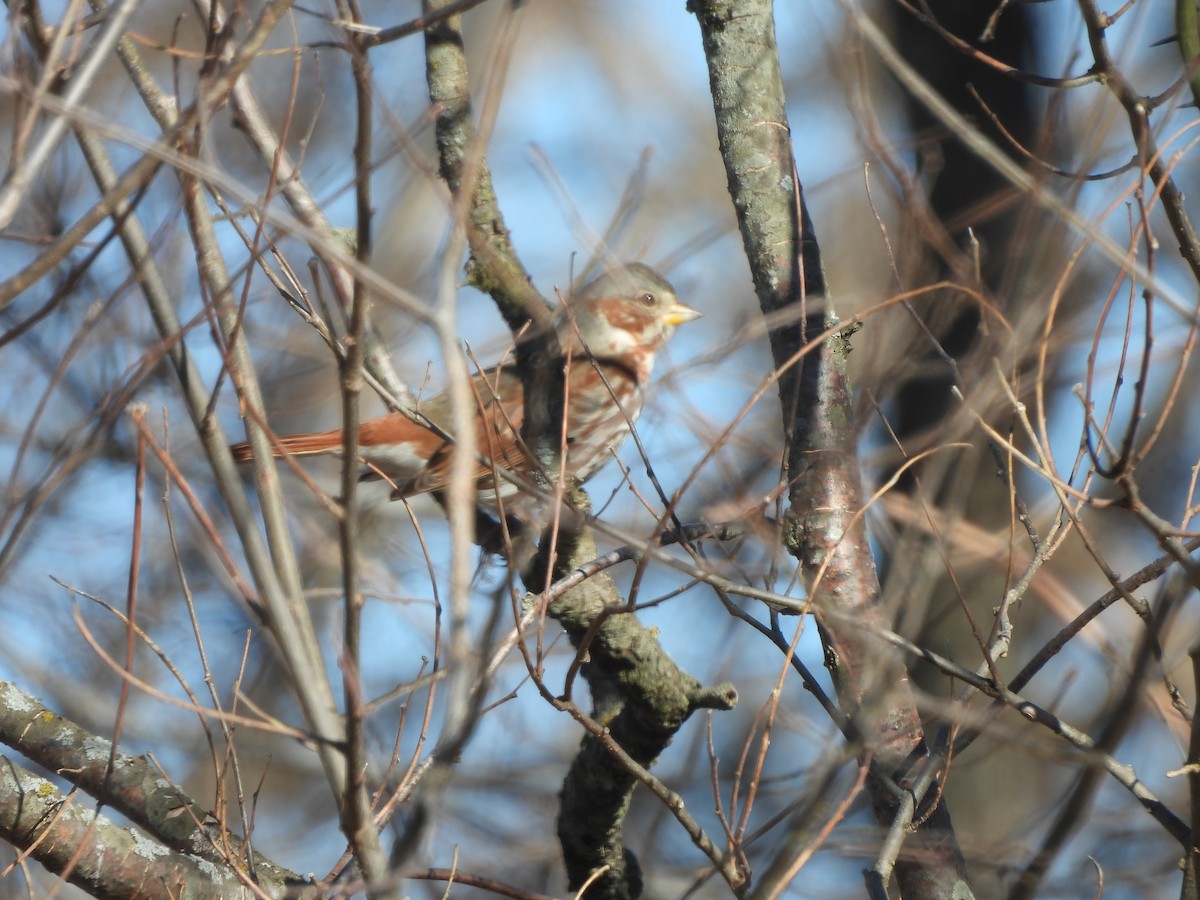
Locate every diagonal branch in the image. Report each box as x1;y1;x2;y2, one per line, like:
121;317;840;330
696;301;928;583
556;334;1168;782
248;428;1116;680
0;681;315;898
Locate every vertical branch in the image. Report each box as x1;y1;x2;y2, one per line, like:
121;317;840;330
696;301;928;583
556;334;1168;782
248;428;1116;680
59;0;352;858
689;2;971;897
176;138;351;808
1179;0;1200;108
422;0;562;516
389;0;528;870
1183;641;1200;900
421;0;542;743
335;4;391;891
419;7;741;897
423;1;551;330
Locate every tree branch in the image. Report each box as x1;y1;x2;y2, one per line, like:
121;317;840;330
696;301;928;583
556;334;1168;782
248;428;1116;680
0;682;315;898
690;2;971;897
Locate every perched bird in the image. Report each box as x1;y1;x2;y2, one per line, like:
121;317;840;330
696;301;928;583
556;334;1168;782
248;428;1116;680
230;263;700;516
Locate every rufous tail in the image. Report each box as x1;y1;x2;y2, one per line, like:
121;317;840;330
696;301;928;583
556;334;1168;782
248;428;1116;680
229;430;344;462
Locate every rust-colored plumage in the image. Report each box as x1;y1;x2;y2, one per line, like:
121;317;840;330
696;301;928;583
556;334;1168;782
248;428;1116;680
230;263;700;510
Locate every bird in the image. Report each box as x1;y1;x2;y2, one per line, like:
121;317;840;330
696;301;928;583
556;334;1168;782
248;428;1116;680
230;263;700;518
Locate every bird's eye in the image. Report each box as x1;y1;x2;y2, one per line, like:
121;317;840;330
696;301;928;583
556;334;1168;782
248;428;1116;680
639;292;656;306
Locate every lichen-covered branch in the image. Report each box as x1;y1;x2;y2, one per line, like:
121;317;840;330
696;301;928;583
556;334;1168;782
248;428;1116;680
0;682;315;899
422;0;552;333
690;2;971;897
530;489;740;899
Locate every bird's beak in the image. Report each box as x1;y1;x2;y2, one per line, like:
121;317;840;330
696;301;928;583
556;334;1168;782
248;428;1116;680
663;300;703;327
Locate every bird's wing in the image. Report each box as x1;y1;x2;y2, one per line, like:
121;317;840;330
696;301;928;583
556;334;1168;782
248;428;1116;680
386;364;530;499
